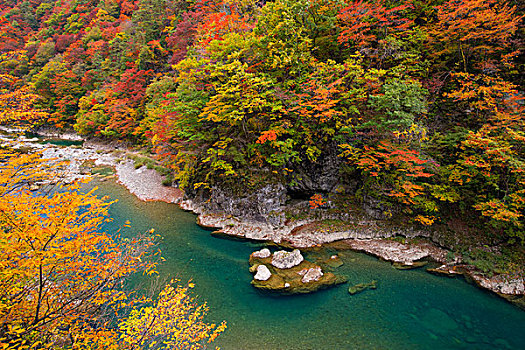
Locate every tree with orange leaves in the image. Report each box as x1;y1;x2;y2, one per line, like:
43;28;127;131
0;74;49;129
430;0;521;73
341;140;439;225
0;150;225;349
114;281;226;350
445;78;525;240
337;0;412;50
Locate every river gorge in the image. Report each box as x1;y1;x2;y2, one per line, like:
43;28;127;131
2;131;525;349
93;178;525;349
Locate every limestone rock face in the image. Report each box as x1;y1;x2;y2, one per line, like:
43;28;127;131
344;239;435;266
300;267;324;283
271;249;304;269
498;278;524;295
251;248;271;259
187;184;287;227
286;144;341;194
254;265;272;281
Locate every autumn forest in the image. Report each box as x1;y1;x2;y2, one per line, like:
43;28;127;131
0;0;524;348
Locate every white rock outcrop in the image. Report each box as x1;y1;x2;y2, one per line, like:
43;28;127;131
271;249;304;269
252;248;271;259
254;265;272;281
474;276;525;295
299;267;324;283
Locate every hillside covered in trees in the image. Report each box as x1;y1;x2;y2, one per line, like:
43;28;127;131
1;0;524;245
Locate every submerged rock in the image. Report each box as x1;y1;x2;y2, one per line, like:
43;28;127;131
271;249;304;269
324;254;344;268
500;294;525;311
420;308;458;333
348;280;377;295
254;265;272;281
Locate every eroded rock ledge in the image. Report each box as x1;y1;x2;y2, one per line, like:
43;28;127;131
340;239;448;267
180;198;433;248
180;192;525;308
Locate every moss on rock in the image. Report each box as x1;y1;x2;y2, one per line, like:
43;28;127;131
249;249;346;294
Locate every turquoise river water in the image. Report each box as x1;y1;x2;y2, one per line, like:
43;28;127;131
93;179;525;350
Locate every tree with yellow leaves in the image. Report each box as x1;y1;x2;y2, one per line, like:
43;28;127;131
116;281;226;350
0;149;225;349
0;148;156;348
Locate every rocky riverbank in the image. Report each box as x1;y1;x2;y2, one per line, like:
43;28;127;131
114;161;183;203
180;186;524;309
0;130;182;203
3;129;523;308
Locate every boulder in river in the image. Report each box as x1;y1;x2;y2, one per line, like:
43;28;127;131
249;249;346;294
323;254;344;268
254;265;272;281
252;248;271;259
271;249;304;269
299;267;323;283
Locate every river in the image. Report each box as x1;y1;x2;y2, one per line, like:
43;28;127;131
3;130;523;349
91;178;525;350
